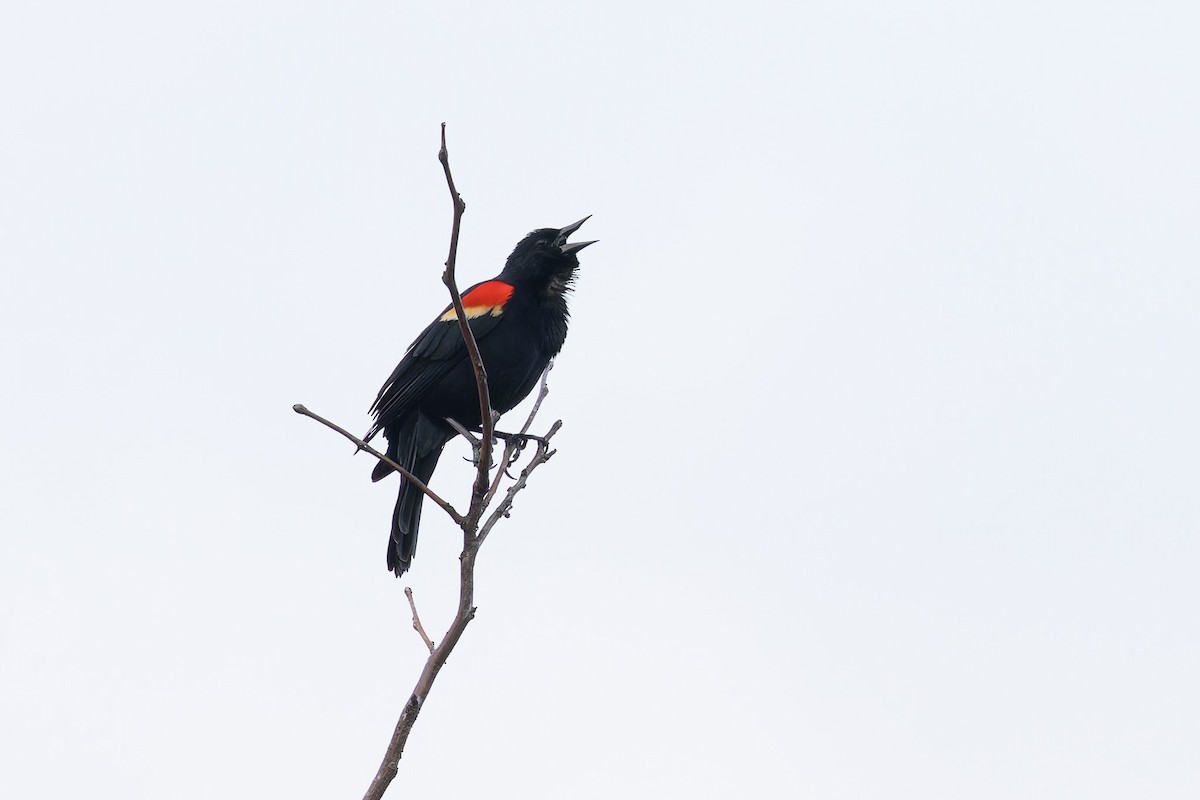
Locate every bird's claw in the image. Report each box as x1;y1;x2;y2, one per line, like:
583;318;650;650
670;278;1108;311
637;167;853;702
446;417;505;469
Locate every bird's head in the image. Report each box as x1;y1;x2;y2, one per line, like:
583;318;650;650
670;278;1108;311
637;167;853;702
501;216;596;290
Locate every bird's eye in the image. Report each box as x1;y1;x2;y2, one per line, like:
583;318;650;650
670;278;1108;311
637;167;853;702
536;238;549;247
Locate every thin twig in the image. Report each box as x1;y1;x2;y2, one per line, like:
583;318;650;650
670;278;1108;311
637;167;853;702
480;369;554;512
361;552;478;800
478;420;562;544
292;404;462;525
443;417;480;446
404;588;435;654
437;123;494;515
481;439;518;511
519;363;553;436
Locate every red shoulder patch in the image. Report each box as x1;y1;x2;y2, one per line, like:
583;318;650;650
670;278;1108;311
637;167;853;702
462;281;514;308
440;281;514;322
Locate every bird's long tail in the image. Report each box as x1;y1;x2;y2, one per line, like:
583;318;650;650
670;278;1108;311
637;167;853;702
387;446;443;576
370;415;445;577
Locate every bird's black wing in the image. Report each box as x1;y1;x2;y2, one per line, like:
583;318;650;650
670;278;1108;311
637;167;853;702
366;280;515;441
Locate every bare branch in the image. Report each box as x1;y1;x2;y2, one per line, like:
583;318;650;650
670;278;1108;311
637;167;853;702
481;439;518;510
519;363;553;436
438;123;494;513
292;404;462;525
361;421;560;799
443;417;480;446
404;588;435;654
355;126;567;800
362;124;488;800
478;420;561;544
360;554;477;800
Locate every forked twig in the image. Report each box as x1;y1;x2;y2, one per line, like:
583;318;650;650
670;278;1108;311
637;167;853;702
404;588;435;654
478;421;561;545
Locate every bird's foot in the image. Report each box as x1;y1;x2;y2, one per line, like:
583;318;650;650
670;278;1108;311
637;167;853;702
493;430;551;449
445;417;496;469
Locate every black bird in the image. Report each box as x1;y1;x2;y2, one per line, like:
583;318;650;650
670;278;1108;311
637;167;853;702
364;218;595;576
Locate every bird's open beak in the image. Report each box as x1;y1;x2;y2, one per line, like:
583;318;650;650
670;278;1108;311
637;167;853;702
556;215;597;255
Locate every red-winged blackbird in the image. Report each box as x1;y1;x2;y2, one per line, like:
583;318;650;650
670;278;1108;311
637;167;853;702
364;218;596;576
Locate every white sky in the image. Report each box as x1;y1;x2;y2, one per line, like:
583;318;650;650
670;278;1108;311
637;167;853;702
3;2;1198;798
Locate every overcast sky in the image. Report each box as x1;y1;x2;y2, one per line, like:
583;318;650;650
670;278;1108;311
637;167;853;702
2;2;1198;798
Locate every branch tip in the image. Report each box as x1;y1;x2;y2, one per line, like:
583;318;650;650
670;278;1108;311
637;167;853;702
292;403;463;525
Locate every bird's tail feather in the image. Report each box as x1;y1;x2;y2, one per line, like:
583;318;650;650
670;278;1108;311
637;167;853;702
388;446;442;576
371;437;398;482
